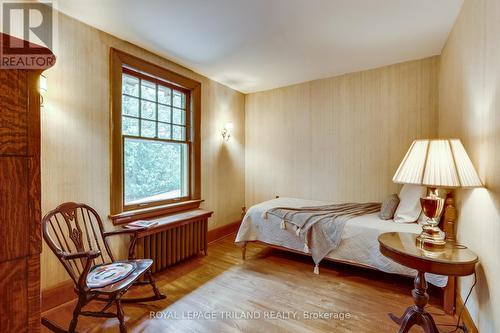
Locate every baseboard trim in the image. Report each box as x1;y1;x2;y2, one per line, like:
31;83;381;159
207;220;241;244
42;220;242;312
456;294;478;333
41;280;75;312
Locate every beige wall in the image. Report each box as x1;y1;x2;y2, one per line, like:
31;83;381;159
41;13;245;290
439;0;500;331
245;57;439;207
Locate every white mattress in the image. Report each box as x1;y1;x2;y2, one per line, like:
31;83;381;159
235;197;447;287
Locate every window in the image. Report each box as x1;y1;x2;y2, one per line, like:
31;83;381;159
121;68;190;205
110;49;201;221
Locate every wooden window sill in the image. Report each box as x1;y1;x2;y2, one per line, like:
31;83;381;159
131;208;213;238
109;199;204;225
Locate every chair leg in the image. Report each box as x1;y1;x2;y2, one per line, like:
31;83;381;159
41;317;69;333
146;269;166;300
68;296;85;333
121;269;166;303
116;299;127;333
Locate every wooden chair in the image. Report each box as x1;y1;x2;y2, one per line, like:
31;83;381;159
41;202;166;333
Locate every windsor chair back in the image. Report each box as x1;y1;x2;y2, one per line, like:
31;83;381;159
42;202;165;333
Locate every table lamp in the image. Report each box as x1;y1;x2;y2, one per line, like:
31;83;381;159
393;139;482;247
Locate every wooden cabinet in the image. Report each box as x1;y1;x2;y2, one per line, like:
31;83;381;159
0;33;55;332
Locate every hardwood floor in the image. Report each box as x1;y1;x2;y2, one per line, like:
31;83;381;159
42;234;456;332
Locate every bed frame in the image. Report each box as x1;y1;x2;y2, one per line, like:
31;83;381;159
240;240;456;315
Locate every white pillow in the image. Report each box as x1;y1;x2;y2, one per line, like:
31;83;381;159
393;184;427;223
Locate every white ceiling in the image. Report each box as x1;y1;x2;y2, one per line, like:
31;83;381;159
57;0;463;93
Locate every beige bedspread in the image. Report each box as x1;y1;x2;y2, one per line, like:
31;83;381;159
264;203;381;265
235;197;448;287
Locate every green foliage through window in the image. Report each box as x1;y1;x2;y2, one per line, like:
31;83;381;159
124;138;187;204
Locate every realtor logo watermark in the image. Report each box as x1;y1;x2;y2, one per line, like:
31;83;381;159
0;0;57;69
150;310;353;321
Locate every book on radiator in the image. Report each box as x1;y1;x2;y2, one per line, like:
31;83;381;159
124;220;158;229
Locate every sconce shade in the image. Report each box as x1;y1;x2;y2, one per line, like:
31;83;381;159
393;139;482;188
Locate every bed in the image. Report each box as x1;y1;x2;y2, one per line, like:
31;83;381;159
235;197;455;313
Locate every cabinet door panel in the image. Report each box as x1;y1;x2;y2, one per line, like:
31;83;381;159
0;157;28;261
27;254;40;332
0;258;28;333
0;70;28;155
28;157;41;255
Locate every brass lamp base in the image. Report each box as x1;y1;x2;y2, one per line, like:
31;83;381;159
417;226;446;248
418;188;446;248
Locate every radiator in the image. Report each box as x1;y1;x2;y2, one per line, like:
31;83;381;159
135;218;208;273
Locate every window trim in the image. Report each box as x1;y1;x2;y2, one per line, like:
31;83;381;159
109;48;201;223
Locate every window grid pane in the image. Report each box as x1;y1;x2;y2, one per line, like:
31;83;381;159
122;95;139;117
155;84;159;139
122;73;187;142
141;80;157;102
141;100;156;120
158;105;171;124
138;77;142;136
158;122;171;139
122;116;139;136
170;85;173;141
158;85;172;105
122;74;139;97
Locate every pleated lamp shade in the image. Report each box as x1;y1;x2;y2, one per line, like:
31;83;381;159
393;139;482;188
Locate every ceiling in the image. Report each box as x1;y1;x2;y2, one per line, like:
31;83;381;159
57;0;463;93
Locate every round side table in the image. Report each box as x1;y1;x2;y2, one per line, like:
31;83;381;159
378;232;478;333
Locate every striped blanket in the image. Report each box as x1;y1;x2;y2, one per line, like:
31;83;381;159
262;203;381;267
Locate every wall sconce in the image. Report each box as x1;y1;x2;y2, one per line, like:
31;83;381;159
39;74;47;107
221;122;234;142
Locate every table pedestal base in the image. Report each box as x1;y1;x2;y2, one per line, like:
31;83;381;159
389;306;439;333
389;271;440;333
